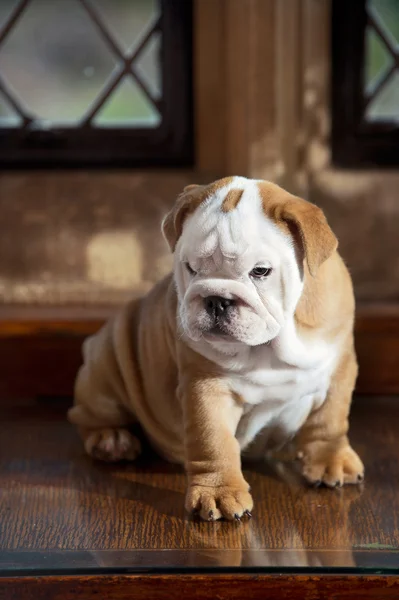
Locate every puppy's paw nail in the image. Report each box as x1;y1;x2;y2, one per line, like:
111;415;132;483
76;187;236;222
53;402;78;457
208;510;215;521
335;480;342;487
244;510;252;519
234;513;241;522
357;474;364;482
313;480;322;488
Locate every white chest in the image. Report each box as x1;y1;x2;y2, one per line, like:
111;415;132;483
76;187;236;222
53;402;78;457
189;323;340;456
229;342;338;455
231;344;332;404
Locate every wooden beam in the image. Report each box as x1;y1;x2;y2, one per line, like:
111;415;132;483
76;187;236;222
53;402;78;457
194;0;279;179
194;0;226;176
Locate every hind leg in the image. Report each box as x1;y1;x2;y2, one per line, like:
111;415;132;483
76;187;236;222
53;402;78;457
84;427;141;463
69;402;142;463
296;346;364;487
68;352;142;464
69;312;145;463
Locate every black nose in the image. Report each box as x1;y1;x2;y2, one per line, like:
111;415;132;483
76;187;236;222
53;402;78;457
204;296;234;319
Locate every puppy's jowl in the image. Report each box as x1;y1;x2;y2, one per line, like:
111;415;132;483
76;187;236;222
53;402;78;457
69;177;364;521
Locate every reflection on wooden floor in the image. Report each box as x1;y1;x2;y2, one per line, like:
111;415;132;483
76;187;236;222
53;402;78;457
0;396;398;571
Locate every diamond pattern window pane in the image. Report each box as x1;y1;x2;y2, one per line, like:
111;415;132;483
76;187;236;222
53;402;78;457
0;0;117;125
93;77;160;127
371;0;399;44
0;0;162;129
366;71;399;122
365;26;393;91
0;91;22;127
365;0;399;123
135;31;162;100
0;1;18;30
92;0;159;54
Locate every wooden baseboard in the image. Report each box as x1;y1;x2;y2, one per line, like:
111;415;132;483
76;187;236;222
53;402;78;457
355;304;399;394
0;304;397;397
1;574;399;600
0;305;113;399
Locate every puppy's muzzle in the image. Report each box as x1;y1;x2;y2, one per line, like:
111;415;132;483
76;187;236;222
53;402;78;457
204;296;235;323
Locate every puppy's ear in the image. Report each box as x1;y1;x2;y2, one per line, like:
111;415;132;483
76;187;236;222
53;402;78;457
162;184;204;252
281;199;338;277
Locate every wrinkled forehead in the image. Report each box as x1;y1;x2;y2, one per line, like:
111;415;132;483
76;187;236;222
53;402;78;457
177;177;292;266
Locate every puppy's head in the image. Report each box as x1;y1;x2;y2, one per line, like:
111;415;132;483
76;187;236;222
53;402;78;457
163;177;337;348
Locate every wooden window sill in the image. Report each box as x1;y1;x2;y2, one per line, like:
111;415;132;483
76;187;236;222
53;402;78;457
0;303;398;397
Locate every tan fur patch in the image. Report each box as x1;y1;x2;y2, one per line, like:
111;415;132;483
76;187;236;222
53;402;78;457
257;181;338;277
221;189;244;213
256;181;352;340
232;391;245;405
183;178;236;211
204;176;234;198
162;177;235;251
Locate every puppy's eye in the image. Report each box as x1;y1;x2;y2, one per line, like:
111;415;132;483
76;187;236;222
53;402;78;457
250;266;272;279
185;262;197;276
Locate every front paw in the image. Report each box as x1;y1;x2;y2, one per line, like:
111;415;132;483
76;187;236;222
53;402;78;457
185;481;253;521
298;441;364;488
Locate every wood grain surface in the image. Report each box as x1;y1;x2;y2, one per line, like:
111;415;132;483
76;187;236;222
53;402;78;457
0;396;398;559
2;574;399;600
1;396;399;597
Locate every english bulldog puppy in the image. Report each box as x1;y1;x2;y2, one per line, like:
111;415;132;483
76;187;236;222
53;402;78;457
68;177;364;521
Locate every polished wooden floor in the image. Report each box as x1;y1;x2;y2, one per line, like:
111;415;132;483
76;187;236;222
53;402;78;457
1;396;399;574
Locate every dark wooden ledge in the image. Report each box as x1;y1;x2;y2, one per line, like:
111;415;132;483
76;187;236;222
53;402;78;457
0;303;397;397
2;573;399;600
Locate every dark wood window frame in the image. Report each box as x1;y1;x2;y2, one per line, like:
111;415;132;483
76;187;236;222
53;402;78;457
332;0;399;168
0;0;193;168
